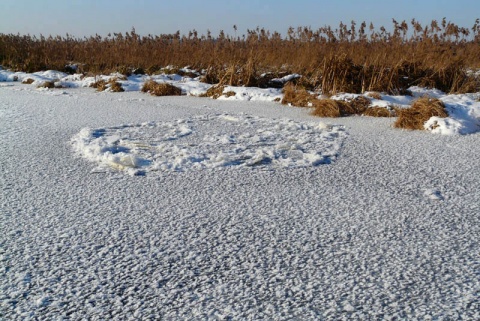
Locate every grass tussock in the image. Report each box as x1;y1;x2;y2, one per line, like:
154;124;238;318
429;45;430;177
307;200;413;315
394;97;448;129
310;99;342;117
1;18;480;94
109;80;124;92
283;84;374;117
22;78;34;84
90;79;107;91
37;81;55;88
347;96;371;114
141;80;182;96
363;107;396;117
366;92;382;99
310;98;370;117
281;83;316;107
90;78;124;92
200;85;226;99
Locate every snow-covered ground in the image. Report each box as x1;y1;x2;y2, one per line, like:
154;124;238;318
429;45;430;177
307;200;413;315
1;82;479;320
71;114;346;176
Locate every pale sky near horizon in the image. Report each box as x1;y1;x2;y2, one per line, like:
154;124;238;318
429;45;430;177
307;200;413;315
1;0;479;38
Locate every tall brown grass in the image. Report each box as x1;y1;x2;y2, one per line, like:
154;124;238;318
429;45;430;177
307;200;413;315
1;18;480;94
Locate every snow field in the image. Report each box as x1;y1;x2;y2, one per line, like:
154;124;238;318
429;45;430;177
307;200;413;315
0;84;479;320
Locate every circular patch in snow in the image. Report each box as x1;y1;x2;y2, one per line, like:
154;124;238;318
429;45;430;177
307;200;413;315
71;114;346;175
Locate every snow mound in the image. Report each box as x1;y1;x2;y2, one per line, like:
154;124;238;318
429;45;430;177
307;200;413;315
428;94;480;135
71;114;346;175
217;86;283;102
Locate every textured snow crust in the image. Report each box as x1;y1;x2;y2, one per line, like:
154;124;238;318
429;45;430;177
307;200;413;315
71;114;345;175
1;84;479;320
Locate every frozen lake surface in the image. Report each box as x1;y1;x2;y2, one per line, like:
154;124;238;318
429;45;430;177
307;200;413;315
1;85;479;320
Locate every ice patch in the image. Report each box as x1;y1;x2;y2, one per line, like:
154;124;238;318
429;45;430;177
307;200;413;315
71;113;346;175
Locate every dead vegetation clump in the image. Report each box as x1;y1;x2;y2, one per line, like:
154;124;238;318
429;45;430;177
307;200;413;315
90;78;124;92
90;79;107;91
37;81;55;88
200;85;226;99
177;69;199;78
310;99;342;117
281;83;317;107
394;97;448;130
109;80;124;92
366;92;382;99
346;96;371;114
310;98;370;117
141;79;157;93
22;78;34;84
363;107;396;117
283;84;376;118
141;80;182;96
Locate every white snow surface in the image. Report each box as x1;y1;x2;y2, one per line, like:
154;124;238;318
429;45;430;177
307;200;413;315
1;68;479;135
1;83;479;320
72;113;344;176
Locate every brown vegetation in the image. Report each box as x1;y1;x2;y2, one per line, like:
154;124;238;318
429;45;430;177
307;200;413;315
90;78;124;92
109;80;124;92
310;98;372;117
90;79;107;91
394;97;448;129
1;18;480;94
363;107;396;117
310;99;343;117
281;83;316;107
366;92;382;99
284;84;375;117
37;81;55;88
200;85;226;99
348;96;371;114
141;80;182;96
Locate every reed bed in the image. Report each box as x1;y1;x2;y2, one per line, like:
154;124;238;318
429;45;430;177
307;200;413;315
1;18;480;94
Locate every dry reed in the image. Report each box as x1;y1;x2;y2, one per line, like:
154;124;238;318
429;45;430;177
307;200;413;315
310;99;342;117
363;107;396;117
1;18;480;94
90;79;107;91
394;97;448;129
141;80;182;96
37;81;55;89
109;81;124;92
281;83;316;107
366;92;382;99
200;85;227;99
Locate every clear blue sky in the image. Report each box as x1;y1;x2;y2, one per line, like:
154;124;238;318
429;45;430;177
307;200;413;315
1;0;479;38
